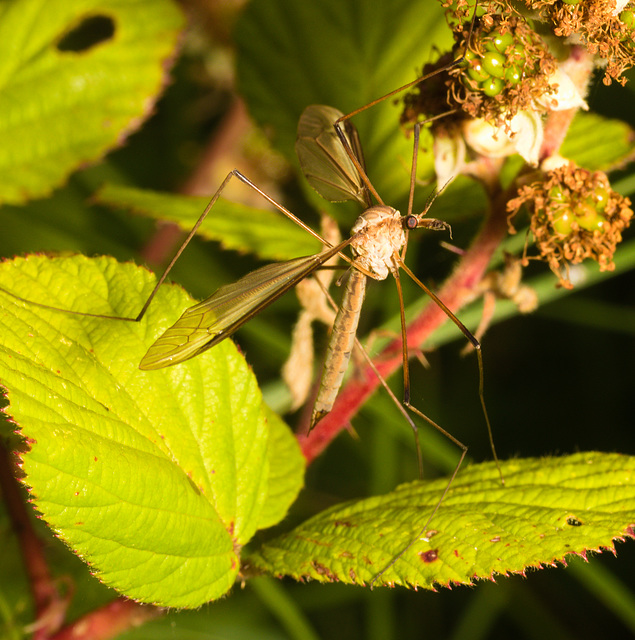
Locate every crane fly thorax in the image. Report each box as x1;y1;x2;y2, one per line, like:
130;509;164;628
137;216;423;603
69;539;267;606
350;206;406;280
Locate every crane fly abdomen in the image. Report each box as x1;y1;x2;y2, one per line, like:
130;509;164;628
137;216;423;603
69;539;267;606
311;269;367;429
310;205;407;429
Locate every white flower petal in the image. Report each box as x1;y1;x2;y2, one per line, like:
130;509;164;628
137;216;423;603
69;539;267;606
613;0;630;16
508;110;543;166
538;66;589;111
463;118;516;157
433;132;466;187
540;154;569;172
463;111;543;165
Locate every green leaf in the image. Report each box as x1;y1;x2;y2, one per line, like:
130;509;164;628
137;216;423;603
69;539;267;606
235;0;452;210
0;255;304;607
562;112;635;171
0;0;184;205
95;183;322;262
249;453;635;588
257;406;307;531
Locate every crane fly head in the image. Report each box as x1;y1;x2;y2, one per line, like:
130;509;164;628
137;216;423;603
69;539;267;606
405;213;453;239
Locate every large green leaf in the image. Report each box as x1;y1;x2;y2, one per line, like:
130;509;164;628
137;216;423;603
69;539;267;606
249;453;635;588
235;0;452;211
0;0;184;204
0;255;304;607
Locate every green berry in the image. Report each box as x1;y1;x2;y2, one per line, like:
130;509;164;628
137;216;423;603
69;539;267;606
482;51;506;78
505;65;522;85
592;187;610;211
467;59;489;83
620;10;635;30
463;48;477;64
480;76;504;97
575;202;605;232
552;207;574;235
487;31;514;54
509;43;525;60
548;186;567;203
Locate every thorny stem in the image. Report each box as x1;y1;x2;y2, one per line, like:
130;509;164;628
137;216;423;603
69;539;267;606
299;184;511;464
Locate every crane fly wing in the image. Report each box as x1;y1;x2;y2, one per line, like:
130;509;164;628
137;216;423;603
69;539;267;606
139;242;348;370
296;105;371;207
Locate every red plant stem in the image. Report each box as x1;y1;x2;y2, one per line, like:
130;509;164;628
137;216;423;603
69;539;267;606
140;98;250;266
299;188;510;464
52;599;162;640
0;440;71;638
540;45;594;162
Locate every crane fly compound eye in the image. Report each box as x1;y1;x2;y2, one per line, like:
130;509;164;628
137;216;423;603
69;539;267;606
406;215;419;230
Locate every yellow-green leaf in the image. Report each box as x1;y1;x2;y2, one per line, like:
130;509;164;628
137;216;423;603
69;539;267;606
249;453;635;588
0;255;304;607
0;0;184;204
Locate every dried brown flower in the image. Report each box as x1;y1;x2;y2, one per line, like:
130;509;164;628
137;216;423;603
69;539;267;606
507;162;633;288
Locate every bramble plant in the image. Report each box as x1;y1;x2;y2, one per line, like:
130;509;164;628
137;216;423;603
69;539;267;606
1;1;635;639
402;0;634;287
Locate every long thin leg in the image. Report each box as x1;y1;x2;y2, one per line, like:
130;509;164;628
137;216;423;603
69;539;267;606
312;255;479;587
313;267;475;486
314;261;470;579
0;170;357;323
365;267;471;589
399;260;502;481
368;435;468;587
334;3;480;131
330;2;481;213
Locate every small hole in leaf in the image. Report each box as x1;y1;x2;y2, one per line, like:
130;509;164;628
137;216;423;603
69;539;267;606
57;15;115;52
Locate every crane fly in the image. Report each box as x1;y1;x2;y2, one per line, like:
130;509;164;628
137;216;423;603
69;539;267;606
140;105;489;470
296;104;454;433
289;1;504;583
137;5;488;379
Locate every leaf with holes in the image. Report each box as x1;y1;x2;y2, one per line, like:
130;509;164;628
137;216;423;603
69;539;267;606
248;453;635;588
0;0;184;204
0;255;304;607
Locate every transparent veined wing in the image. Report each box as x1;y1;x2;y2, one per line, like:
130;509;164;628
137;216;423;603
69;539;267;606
139;242;348;370
296;105;371;207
